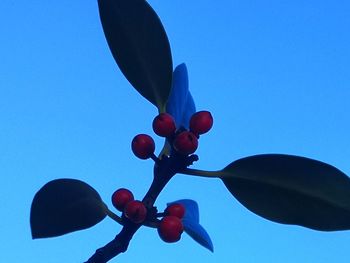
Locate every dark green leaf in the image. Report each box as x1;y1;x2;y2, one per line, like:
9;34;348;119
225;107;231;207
219;154;350;231
98;0;173;111
30;179;107;239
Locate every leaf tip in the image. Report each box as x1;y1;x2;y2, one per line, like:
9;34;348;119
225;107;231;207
30;228;40;240
207;241;214;252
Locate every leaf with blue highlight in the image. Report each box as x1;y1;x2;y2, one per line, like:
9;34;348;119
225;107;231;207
166;63;196;129
168;199;199;222
182;219;214;252
168;199;213;252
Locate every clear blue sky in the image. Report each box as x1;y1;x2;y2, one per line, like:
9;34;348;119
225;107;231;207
1;0;350;262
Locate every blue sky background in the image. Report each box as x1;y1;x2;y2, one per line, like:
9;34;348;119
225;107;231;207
1;0;350;262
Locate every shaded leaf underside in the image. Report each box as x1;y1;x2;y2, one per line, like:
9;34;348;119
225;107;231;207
219;154;350;231
30;179;107;239
98;0;173;111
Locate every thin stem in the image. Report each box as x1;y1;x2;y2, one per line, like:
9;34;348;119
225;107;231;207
143;219;159;229
179;168;220;178
150;153;161;165
156;212;165;217
105;206;123;225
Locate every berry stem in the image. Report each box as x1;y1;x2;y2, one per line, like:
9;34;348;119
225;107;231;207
156;212;166;217
150;153;161;165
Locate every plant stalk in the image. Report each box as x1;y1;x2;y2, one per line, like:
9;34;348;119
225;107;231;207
179;168;219;178
85;153;191;262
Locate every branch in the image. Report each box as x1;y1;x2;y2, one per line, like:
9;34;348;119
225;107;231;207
85;153;196;262
85;223;140;263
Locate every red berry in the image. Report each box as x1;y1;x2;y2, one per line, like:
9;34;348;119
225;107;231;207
165;204;185;219
189;111;213;135
173;131;198;155
124;200;147;224
152;113;176;137
131;134;155;159
111;188;134;212
158;216;184;243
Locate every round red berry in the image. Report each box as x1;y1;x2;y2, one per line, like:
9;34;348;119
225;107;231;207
158;216;184;243
173;131;198;155
111;188;134;212
152;113;176;137
124;200;147;224
131;134;155;159
165;204;185;219
189;111;213;135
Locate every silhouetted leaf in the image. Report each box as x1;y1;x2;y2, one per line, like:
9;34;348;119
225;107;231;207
98;0;173;111
30;179;107;239
168;199;213;251
166;64;196;129
219;154;350;231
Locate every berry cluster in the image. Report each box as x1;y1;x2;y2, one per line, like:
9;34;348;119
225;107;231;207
111;188;186;243
117;111;212;244
131;111;213;159
111;188;147;224
158;204;185;243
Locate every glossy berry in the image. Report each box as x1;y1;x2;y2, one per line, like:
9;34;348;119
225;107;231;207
131;134;155;159
152;113;176;137
189;111;213;136
124;200;147;224
165;204;185;219
111;188;134;212
158;216;184;243
173;131;198;155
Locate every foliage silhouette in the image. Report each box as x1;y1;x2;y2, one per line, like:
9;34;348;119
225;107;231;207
220;154;350;231
98;0;172;112
31;179;107;239
30;0;350;262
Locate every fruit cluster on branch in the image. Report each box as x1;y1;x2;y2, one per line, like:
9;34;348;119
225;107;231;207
108;111;214;245
132;111;213;159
